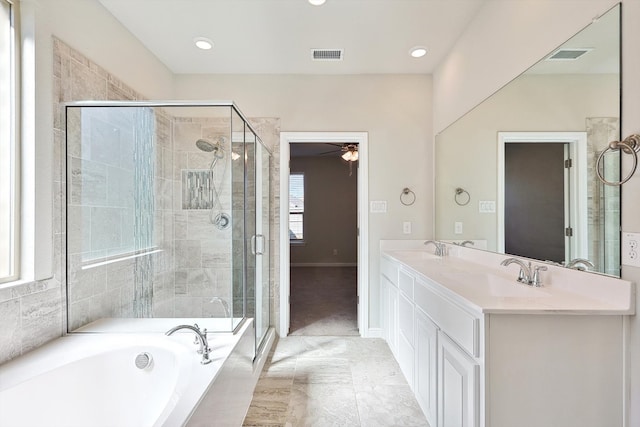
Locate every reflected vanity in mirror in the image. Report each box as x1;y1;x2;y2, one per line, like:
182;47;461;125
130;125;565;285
435;4;621;276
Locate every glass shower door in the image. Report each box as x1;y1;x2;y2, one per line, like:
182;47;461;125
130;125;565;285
255;140;270;351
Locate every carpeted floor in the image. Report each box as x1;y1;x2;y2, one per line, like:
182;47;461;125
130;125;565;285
289;266;359;336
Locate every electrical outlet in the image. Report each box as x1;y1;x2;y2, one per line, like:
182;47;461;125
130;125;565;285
622;232;640;267
403;221;412;234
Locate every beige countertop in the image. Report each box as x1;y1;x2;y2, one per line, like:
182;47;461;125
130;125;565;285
382;247;635;315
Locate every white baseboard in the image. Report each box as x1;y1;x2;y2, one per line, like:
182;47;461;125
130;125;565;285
366;327;383;338
290;262;357;267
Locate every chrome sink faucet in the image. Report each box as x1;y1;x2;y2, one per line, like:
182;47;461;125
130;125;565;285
500;258;532;284
424;240;446;256
500;258;548;287
166;323;212;364
565;258;595;271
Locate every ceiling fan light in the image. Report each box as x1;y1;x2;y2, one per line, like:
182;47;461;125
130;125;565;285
352;150;359;161
342;151;353;161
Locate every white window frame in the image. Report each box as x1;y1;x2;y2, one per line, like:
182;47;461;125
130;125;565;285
289;172;305;243
0;0;19;284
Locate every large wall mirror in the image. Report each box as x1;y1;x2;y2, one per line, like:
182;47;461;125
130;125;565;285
435;3;621;276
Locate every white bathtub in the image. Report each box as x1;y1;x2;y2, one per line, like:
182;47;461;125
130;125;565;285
0;319;269;427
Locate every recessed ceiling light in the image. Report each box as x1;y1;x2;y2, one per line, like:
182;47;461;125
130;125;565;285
309;0;326;5
194;37;214;50
410;46;427;58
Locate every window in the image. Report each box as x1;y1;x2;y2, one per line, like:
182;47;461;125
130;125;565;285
0;0;17;283
289;173;304;241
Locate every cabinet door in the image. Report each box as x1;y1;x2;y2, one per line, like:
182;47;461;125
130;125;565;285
398;292;415;388
385;277;399;357
415;309;438;427
438;332;479;427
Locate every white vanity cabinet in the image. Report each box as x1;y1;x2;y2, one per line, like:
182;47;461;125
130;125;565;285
381;255;476;426
379;251;629;427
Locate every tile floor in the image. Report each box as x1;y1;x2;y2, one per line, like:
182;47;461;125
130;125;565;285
242;336;429;426
243;266;428;426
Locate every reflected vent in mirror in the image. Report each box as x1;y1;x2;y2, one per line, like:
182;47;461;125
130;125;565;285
546;48;592;60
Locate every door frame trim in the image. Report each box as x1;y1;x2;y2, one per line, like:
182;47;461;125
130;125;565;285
497;131;588;260
279;132;369;337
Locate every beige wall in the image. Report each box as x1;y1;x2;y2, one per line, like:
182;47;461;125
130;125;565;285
290;156;358;265
175;73;434;329
435;73;618;250
433;0;640;424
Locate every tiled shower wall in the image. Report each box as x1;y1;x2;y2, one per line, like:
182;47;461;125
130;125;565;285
65;106;175;329
0;37;281;364
586;117;620;276
172;117;236;318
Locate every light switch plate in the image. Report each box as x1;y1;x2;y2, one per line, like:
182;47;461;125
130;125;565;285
479;201;496;213
622;232;640;267
370;201;387;213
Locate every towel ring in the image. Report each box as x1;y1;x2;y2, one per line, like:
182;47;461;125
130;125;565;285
400;188;416;206
454;188;470;206
596;134;640;186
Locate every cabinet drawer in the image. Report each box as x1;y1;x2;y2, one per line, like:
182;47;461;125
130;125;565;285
399;269;414;298
415;279;479;357
381;256;398;285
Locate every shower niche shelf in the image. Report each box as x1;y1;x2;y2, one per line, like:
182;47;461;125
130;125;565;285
182;169;215;210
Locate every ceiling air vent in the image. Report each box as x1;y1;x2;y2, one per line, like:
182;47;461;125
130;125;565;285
311;49;344;61
546;48;593;61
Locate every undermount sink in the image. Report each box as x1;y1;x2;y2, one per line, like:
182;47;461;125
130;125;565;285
486;275;551;298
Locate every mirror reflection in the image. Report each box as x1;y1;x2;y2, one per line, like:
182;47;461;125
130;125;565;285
435;4;620;276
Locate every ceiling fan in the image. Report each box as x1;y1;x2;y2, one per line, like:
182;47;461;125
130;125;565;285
317;143;359;176
318;143;359;162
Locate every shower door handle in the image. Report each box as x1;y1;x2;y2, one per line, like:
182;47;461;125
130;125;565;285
251;234;265;255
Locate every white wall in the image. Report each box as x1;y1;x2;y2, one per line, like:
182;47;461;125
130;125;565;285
175;74;433;329
433;0;640;425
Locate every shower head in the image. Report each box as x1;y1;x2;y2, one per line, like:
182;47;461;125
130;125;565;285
196;139;217;152
196;137;226;157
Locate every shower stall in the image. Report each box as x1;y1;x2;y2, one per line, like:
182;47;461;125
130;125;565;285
64;102;272;356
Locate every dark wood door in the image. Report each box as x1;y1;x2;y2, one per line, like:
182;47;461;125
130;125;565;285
504;143;566;263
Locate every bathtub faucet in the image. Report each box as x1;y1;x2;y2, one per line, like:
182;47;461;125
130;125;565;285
166;324;212;365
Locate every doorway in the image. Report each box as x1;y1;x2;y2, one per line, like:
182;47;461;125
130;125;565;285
504;142;567;262
497;132;588;262
279;132;369;337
